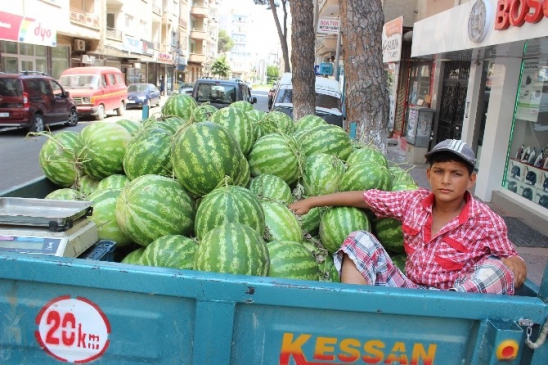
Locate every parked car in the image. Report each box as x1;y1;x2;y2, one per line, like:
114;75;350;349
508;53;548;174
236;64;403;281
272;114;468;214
59;66;128;120
192;79;257;109
270;73;344;127
126;83;161;108
0;71;78;133
178;82;194;95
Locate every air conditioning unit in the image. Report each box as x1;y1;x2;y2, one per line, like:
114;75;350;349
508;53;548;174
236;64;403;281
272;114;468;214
73;39;86;52
81;55;95;64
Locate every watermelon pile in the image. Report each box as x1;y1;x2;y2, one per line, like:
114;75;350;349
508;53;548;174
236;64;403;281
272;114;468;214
36;92;417;282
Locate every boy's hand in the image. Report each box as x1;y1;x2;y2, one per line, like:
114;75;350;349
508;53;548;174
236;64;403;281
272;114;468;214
288;200;311;215
502;256;527;288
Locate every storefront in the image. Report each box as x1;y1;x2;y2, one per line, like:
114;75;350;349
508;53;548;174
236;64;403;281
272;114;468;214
412;0;548;230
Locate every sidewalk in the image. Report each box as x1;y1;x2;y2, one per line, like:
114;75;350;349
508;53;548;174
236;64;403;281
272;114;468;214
386;139;548;286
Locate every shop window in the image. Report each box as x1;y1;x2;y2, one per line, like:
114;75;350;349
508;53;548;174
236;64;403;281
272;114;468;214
2;57;18;73
504;57;548;209
1;41;18;54
408;63;431;105
20;43;34;56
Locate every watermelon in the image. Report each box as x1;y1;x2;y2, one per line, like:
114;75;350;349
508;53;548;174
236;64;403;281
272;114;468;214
211;107;255;155
96;174;130;192
389;165;416;185
261;201;303;242
246;109;266;123
171;121;247;197
255;110;294;138
340;162;392;192
248;133;302;186
299;207;324;235
39;131;81;187
347;146;388;167
230;100;254;112
149;116;188;134
194;185;265;240
116;175;195;246
161;93;196;120
319;207;371;254
121;247;146;265
141;235;198;269
76;122;132;180
319;255;340;282
248;174;293;204
391;254;407;272
123;127;173;180
374;217;405;254
295;124;353;160
267;241;320;281
116;119;142;136
192;103;217;123
73;175;100;196
87;188;132;247
391;182;419;191
294;114;327;132
194;222;270;276
302;153;345;196
45;188;86;200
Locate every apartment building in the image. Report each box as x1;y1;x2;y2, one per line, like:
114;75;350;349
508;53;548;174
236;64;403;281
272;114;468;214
0;0;219;93
218;6;253;81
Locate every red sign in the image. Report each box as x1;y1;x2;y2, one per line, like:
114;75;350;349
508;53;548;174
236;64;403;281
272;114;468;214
495;0;548;30
0;11;57;46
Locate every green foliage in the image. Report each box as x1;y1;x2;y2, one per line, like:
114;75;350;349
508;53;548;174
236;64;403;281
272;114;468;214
211;55;231;78
217;29;234;53
266;65;280;84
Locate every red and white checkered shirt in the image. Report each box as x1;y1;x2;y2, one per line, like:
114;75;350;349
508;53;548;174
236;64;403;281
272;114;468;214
363;188;520;289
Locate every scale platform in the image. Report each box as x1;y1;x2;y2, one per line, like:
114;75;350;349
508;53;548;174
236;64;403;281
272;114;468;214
0;198;99;257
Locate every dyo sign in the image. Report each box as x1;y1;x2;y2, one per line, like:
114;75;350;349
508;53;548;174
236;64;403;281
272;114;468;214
495;0;548;30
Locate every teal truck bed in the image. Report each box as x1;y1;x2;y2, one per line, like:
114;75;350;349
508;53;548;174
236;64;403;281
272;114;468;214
0;177;547;365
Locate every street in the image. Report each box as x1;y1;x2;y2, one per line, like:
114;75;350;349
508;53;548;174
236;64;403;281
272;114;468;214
0;89;269;193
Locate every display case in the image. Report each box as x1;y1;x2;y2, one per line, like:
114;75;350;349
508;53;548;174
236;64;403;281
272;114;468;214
504;57;548;209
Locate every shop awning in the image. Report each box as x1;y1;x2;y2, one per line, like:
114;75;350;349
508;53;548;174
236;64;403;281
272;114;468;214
0;10;57;47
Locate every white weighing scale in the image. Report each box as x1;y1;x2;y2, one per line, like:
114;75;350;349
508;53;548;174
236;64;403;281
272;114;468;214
0;197;99;257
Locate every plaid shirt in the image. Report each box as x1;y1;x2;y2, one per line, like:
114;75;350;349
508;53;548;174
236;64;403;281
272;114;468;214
363;188;519;289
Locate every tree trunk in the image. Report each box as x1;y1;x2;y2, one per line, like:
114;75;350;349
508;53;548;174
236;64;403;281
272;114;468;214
339;0;388;152
269;0;291;73
289;0;316;121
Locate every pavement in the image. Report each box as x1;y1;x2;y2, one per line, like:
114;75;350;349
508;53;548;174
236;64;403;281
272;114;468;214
386;139;548;287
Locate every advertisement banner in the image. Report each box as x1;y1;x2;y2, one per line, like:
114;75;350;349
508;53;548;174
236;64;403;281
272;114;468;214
382;16;403;63
0;11;57;47
124;36;143;54
317;17;340;34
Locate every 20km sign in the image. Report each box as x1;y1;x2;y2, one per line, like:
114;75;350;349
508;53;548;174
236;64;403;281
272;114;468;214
35;296;111;363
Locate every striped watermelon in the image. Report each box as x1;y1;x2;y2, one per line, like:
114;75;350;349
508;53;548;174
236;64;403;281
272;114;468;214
96;174;130;192
141;235;198;269
267;241;320;281
141;116;160;128
116;119;142;136
340;162;392;192
248;174;293;204
347;146;388;167
123;127;173;180
261;201;303;242
151;116;189;134
234;158;251;187
391;182;419;191
319;255;340;282
194;222;270;276
230;100;254;112
391;254;407;272
248;133;302;186
121;247;146;265
194;185;265;240
171;121;247;197
87;188;132;247
39;131;81;187
73;175;100;196
45;188;86;200
76;122;132;180
294;114;327;132
255;110;295;138
211;106;255;155
389;166;416;185
302;153;345;196
374;217;405;254
319;207;371;254
299;206;324;235
161;93;196;120
116;175;195;246
246;109;266;123
295;124;353;160
192;103;217;123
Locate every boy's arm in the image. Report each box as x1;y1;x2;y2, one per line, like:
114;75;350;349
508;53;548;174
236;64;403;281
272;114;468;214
288;191;370;215
501;256;527;288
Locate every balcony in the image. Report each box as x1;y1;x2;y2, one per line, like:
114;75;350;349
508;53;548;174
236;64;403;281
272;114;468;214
315;36;337;56
152;4;161;15
154;41;161;49
189;53;206;63
318;0;339;18
190;28;207;41
106;28;123;41
190;4;208;18
70;8;100;30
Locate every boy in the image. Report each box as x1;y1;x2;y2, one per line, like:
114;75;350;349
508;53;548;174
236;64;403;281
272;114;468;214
289;139;527;294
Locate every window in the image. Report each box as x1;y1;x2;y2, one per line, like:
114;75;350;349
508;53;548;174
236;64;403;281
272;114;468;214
107;73;116;85
115;74;123;85
125;14;133;29
107;13;115;29
51;80;63;96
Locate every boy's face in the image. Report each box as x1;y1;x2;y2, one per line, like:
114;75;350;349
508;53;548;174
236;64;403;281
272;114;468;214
426;160;476;204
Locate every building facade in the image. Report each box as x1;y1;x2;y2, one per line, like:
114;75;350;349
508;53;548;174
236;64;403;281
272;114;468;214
0;0;220;92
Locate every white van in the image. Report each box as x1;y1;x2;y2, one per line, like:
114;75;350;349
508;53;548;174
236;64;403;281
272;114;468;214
270;72;343;126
